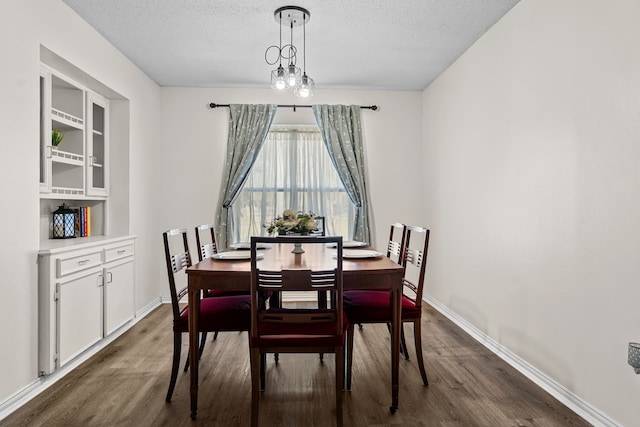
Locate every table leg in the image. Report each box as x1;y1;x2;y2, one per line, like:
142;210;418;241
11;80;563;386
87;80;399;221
188;288;200;419
390;287;400;413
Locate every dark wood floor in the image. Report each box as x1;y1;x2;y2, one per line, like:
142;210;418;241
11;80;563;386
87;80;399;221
1;303;590;427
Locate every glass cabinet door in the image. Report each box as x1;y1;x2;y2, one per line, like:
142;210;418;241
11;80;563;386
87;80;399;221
40;67;86;197
86;93;108;197
39;68;52;193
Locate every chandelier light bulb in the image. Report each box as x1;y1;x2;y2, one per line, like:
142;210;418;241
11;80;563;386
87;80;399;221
294;73;314;98
276;66;286;89
287;64;298;87
271;65;288;90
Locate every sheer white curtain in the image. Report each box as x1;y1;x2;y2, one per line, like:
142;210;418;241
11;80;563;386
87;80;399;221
230;126;355;243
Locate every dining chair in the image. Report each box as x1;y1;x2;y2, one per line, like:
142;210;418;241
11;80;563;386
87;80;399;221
385;223;411;358
344;225;431;389
249;235;346;427
162;228;252;402
195;223;251;344
195;223;249;297
346;223;410;355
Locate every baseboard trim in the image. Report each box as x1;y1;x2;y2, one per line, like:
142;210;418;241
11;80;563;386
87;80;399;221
137;296;164;317
423;294;620;427
0;297;163;422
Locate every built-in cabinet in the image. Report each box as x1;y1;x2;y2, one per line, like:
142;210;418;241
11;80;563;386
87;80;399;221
38;237;135;375
38;54;134;376
40;66;109;199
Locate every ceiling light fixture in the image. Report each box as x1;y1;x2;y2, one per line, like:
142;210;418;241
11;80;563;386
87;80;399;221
265;6;314;97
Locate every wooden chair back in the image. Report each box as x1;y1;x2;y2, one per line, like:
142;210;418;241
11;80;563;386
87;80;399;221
386;223;407;264
194;224;218;261
249;235;343;349
163;228;192;320
400;226;430;311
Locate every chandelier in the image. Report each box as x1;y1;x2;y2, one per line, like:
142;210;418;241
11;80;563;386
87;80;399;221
264;6;315;97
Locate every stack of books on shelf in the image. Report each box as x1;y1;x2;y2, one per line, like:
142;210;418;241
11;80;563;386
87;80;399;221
72;206;92;237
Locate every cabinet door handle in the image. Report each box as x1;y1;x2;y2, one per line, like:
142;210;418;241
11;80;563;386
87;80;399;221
107;272;113;284
78;259;91;265
97;273;104;287
117;249;127;255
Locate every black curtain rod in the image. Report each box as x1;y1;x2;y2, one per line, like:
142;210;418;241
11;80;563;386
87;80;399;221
209;102;378;111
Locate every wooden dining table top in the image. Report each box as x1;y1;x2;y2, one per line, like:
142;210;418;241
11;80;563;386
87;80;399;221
187;242;403;291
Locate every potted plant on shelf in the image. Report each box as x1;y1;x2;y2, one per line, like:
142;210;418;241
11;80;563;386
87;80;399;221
51;129;64;149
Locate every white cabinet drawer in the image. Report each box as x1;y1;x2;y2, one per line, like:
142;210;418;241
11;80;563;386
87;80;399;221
56;250;102;278
104;242;135;263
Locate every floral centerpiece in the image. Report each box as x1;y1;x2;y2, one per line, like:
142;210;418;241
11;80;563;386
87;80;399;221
266;210;318;236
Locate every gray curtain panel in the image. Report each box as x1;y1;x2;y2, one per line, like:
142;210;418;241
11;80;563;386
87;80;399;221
215;104;277;249
313;105;371;244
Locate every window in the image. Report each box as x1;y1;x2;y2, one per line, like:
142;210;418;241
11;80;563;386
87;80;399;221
230;126;355;243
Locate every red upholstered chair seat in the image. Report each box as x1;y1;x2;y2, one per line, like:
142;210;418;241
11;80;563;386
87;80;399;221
174;294;251;332
343;290;421;323
206;289;249;298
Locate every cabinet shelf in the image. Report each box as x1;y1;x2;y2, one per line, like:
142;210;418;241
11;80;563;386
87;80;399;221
51;149;84;166
51;108;84;130
49;186;85;197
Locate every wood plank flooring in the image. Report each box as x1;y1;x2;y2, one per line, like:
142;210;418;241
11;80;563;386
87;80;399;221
1;303;591;426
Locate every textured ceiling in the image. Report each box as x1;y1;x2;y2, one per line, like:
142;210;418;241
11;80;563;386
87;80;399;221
62;0;521;91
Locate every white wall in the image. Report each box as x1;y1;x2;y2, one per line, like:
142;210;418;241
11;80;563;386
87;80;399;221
0;0;161;404
156;87;424;289
422;0;640;425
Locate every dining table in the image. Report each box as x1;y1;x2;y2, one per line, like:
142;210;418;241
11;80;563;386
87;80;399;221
185;241;404;419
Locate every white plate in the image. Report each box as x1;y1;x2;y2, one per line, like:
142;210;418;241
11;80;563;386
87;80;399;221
340;249;383;259
212;251;265;260
229;242;273;250
326;240;367;248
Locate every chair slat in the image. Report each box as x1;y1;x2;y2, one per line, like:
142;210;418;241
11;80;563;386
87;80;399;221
171;251;189;273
